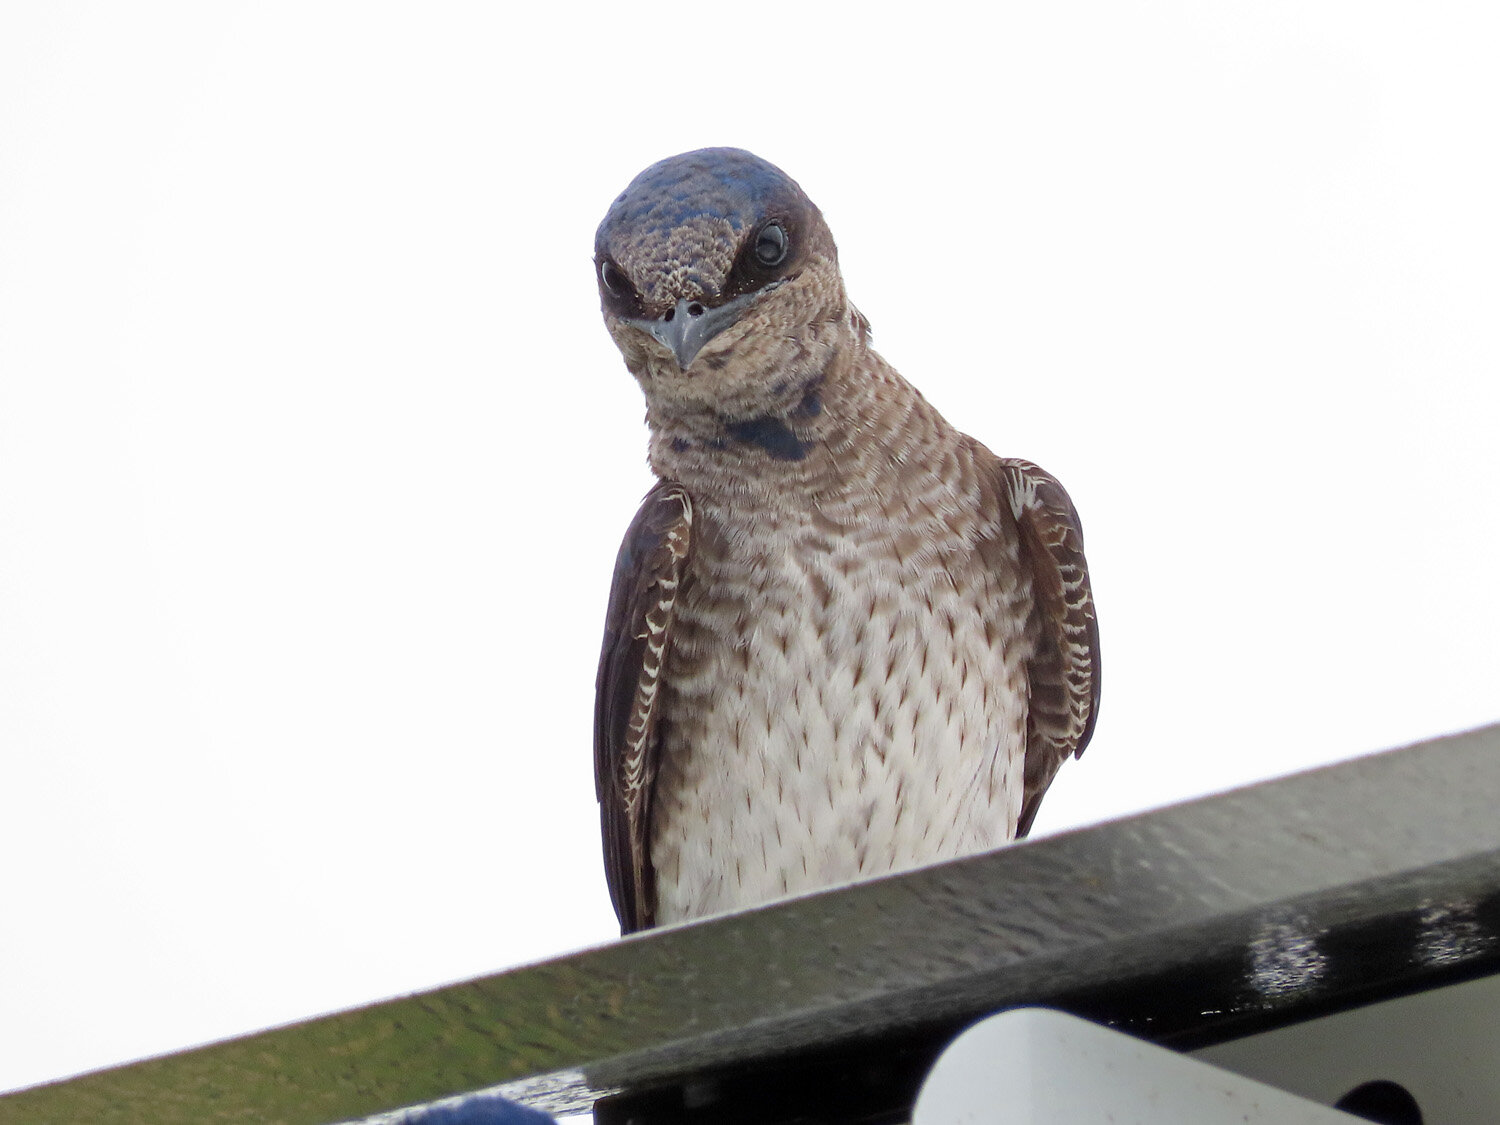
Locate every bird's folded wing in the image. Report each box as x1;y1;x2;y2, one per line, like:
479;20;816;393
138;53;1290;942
594;481;694;934
998;459;1101;837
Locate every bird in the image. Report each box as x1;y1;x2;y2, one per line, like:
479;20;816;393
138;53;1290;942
593;148;1099;935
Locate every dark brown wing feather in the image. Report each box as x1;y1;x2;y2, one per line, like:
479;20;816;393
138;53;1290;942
997;459;1101;838
594;481;693;934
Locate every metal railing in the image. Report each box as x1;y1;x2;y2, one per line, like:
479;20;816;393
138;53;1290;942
4;724;1498;1125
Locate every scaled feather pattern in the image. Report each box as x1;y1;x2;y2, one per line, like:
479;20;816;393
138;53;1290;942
593;149;1100;934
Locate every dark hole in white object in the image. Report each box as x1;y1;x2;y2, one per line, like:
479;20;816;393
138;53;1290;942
1334;1079;1423;1125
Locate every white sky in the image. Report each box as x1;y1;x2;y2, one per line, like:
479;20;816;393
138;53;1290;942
2;1;1498;1104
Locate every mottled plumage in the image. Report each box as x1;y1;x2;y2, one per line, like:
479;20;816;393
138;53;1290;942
594;149;1099;934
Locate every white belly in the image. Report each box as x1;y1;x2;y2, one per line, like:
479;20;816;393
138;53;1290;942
650;509;1033;924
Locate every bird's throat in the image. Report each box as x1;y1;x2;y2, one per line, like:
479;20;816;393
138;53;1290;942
722;416;810;461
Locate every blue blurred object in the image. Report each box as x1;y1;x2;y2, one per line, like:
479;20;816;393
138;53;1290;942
364;1092;557;1125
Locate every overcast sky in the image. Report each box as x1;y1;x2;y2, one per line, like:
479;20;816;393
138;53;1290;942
3;1;1498;1104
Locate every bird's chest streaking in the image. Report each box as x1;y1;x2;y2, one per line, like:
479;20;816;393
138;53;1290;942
649;487;1036;925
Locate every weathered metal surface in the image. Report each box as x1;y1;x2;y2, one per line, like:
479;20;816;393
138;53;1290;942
3;724;1498;1125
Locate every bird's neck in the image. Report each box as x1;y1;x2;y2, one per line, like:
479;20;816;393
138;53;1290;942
644;339;956;512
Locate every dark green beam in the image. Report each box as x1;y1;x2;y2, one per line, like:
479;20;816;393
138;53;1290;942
4;724;1498;1125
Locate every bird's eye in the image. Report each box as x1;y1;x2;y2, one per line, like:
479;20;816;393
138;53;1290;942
754;222;789;268
600;259;632;300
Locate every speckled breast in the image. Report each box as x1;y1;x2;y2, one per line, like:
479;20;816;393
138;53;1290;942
649;491;1036;925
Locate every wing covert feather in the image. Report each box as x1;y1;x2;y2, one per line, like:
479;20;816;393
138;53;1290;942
997;459;1100;838
594;481;693;934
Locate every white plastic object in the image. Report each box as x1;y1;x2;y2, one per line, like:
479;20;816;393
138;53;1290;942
913;1008;1359;1124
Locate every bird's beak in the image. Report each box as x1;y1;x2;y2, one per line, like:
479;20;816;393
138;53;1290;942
623;291;759;370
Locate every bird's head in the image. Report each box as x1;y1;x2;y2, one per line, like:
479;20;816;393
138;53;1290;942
595;149;856;421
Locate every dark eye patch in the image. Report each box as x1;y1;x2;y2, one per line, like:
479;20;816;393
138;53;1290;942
754;222;788;267
723;218;798;300
598;258;644;315
600;259;631;298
